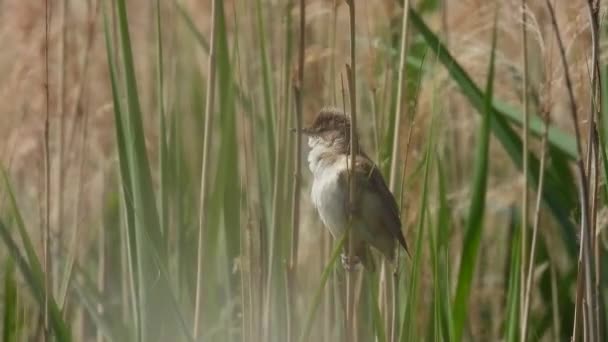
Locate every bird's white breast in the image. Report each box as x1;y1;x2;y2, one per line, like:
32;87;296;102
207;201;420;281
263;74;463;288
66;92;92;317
309;145;349;238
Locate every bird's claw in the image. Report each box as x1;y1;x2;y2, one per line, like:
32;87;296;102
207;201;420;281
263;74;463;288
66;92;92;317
341;253;361;272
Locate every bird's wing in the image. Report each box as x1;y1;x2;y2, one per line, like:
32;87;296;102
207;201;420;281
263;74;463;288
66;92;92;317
342;154;409;254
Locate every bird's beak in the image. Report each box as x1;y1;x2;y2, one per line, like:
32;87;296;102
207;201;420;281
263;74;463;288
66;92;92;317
291;127;313;135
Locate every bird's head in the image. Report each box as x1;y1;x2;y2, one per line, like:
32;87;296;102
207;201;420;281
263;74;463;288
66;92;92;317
297;107;351;149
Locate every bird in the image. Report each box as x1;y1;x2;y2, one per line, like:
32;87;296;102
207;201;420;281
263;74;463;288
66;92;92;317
298;107;409;271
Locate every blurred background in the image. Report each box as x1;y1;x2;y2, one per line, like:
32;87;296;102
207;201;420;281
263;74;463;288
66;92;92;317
0;0;606;341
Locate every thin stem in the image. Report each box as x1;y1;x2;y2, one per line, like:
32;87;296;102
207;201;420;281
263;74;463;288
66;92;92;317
287;1;305;340
230;4;252;341
399;124;414;217
97;218;105;342
388;3;410;339
193;0;218;336
389;0;410;191
156;0;167;240
57;0;69;265
545;2;596;340
60;97;90;315
345;63;357;342
543;3;583;155
519;1;530;340
550;263;561;339
370;90;380;160
585;1;603;340
263;47;287;342
339;72;348;341
58;0;100;311
324;4;339;341
43;0;52;340
522;116;548;342
345;1;359;341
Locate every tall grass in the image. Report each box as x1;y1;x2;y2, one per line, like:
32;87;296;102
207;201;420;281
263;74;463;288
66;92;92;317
0;1;606;341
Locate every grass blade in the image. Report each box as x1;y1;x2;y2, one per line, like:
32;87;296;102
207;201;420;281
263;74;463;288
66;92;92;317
504;211;522;342
106;1;175;339
402;4;576;160
435;155;454;341
155;0;169;241
0;219;71;342
493;100;576;159
254;0;276;167
176;3;253;113
298;233;347;342
3;259;17;342
102;6;140;339
451;11;497;341
71;271;124;341
407;5;578;258
400;115;436;342
1;170;44;278
114;0;164;259
367;274;387;342
193;0;218;336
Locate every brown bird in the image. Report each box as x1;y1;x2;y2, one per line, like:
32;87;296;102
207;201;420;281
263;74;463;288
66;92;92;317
300;107;409;271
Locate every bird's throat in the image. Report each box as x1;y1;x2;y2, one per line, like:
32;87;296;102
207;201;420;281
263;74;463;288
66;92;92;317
307;138;349;175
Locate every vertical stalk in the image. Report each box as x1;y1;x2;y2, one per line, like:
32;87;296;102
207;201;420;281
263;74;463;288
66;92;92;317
585;2;603;340
97;223;105;342
193;0;218;337
264;57;286;342
545;1;596;340
119;196;129;323
519;1;530;340
57;0;69;266
441;0;460;189
388;0;409;190
346;3;358;341
155;0;167;239
550;263;561;339
388;2;410;340
58;0;99;312
345;63;357;342
324;5;338;340
288;0;305;341
262;1;291;337
43;1;52;340
231;3;254;341
521;118;548;342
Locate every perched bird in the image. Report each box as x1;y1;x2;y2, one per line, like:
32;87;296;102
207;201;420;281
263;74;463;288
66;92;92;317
300;107;409;271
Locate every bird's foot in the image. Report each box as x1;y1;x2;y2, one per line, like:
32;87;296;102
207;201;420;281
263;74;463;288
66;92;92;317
341;253;361;272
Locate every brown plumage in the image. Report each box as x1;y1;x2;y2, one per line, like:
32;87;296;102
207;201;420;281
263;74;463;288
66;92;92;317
301;107;409;271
